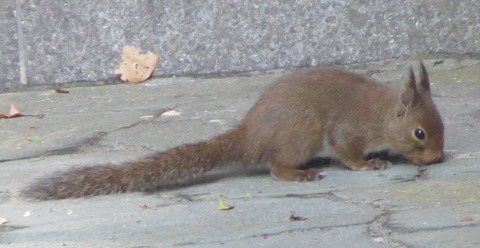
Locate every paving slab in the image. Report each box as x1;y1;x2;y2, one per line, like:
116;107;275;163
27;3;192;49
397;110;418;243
1;57;480;247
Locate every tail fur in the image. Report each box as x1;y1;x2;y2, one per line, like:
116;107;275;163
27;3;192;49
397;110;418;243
22;127;244;200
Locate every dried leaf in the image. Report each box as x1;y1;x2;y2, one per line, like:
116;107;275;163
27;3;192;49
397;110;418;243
115;45;159;84
289;212;308;221
218;199;234;210
433;60;444;66
0;218;8;225
0;103;23;119
55;88;70;94
9;103;21;116
161;110;181;117
0;103;43;119
461;216;474;222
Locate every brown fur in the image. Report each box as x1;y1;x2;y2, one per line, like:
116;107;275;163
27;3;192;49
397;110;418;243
22;62;444;200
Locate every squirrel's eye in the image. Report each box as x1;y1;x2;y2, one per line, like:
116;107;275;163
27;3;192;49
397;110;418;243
414;128;425;140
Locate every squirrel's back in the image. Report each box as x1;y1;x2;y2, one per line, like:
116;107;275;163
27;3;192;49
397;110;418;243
240;68;399;166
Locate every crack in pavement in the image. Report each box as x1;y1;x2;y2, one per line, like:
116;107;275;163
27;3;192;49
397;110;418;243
368;210;408;248
170;190;391;247
172;222;374;247
0;108;172;164
281;191;412;248
0;131;108;164
0;225;27;233
388;221;480;234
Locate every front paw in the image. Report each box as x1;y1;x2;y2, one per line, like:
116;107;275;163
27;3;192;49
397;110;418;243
344;158;389;170
366;158;389;170
302;168;326;181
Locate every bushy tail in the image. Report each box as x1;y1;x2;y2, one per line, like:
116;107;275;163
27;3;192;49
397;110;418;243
22;127;244;200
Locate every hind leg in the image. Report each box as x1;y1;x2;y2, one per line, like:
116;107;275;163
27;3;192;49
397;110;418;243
270;121;325;182
268;130;326;181
248;108;325;181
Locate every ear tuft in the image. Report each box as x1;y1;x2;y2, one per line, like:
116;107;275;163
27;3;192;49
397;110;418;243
407;66;417;93
407;66;417;90
419;61;431;93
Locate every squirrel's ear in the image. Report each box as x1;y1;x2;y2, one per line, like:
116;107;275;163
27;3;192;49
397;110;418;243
407;66;417;94
396;67;417;118
397;88;414;118
419;61;431;94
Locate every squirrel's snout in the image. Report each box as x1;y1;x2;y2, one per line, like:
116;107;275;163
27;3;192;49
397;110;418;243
431;153;444;164
409;150;444;165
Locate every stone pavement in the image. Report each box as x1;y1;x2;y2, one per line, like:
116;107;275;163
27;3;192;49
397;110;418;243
1;57;480;247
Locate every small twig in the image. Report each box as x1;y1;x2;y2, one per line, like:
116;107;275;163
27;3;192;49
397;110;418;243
407;165;428;181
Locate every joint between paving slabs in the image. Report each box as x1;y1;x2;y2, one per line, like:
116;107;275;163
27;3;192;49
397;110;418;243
387;221;480;235
172;222;374;247
114;108;173;131
0;225;27;233
172;191;396;247
43;131;109;156
368;210;408;248
282;191;409;247
43;108;173;157
281;191;344;202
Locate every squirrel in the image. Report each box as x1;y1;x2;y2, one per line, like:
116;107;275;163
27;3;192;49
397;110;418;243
22;62;444;200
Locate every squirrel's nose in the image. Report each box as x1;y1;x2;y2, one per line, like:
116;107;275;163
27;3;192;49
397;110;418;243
426;151;444;165
411;150;444;165
433;153;444;164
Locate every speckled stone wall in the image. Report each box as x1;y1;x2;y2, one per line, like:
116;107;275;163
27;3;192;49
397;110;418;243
1;0;479;89
1;1;20;89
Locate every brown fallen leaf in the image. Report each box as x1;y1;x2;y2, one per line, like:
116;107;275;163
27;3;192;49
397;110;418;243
114;45;159;84
9;103;21;115
0;103;43;119
139;204;149;209
55;88;70;94
289;212;308;221
461;216;474;222
0;103;24;119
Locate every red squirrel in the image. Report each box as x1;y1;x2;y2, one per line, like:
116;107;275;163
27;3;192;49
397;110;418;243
22;62;444;200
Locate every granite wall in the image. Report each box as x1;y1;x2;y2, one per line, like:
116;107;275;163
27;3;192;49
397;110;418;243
1;0;479;90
